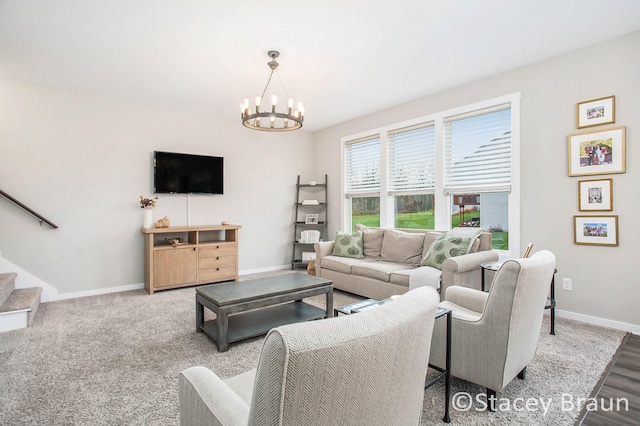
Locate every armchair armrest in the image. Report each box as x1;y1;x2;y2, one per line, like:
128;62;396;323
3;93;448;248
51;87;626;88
179;366;249;426
440;250;499;295
314;241;335;275
445;285;488;314
443;250;499;273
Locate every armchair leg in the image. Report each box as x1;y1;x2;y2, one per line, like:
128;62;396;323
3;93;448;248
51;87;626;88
486;388;497;412
518;367;527;380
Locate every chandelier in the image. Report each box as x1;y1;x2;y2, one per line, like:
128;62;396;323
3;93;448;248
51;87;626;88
241;51;305;132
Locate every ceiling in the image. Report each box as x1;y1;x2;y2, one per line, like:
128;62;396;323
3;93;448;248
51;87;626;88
1;1;640;132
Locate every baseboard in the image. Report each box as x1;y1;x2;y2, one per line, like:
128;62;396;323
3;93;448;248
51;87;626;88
55;283;145;301
239;264;291;276
555;309;640;335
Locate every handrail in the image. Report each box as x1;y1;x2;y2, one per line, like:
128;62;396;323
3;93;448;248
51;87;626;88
0;189;59;229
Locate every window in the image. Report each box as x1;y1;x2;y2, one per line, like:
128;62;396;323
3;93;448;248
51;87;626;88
388;123;435;229
445;105;512;250
344;135;381;231
341;94;520;256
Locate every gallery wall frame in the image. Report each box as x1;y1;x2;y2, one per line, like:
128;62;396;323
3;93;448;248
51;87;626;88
578;178;613;211
567;126;626;176
576;95;615;129
573;215;618;247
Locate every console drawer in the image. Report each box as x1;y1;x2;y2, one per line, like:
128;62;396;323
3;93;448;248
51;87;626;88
198;266;236;282
199;244;236;258
198;255;236;269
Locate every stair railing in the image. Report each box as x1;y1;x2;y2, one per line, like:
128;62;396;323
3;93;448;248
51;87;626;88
0;189;59;229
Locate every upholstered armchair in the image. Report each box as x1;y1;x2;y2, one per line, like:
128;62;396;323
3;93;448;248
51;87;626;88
429;250;556;407
179;286;440;426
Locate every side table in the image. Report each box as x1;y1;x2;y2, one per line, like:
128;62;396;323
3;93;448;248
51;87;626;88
481;262;556;335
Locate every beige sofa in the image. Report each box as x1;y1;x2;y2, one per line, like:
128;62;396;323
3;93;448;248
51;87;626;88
314;226;498;301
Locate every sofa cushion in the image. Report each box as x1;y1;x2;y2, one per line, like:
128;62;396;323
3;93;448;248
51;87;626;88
331;230;364;259
421;233;473;270
355;224;385;259
380;229;425;265
321;255;368;274
353;261;413;282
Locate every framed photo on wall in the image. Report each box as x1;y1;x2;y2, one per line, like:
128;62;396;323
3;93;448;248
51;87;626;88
573;215;618;246
567;126;626;176
578;178;613;211
576;95;615;129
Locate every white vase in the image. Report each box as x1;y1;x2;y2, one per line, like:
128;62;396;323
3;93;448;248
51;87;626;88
143;209;153;228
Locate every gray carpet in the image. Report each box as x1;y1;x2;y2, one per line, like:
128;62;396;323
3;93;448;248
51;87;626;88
0;272;626;425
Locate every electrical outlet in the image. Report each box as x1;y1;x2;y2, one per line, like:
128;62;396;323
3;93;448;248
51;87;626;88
562;278;572;291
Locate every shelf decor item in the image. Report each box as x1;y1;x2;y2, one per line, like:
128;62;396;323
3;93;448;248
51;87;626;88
576;95;615;129
140;195;158;229
567;126;626;176
578;178;613;211
573;215;618;246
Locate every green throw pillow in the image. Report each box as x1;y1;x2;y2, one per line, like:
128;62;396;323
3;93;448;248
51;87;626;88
421;233;473;270
331;230;364;259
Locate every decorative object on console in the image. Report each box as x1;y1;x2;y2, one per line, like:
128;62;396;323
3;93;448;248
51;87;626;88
578;178;613;211
140;195;158;229
154;216;170;228
139;195;158;209
576;95;615;129
240;50;305;132
165;238;184;247
567;126;626;176
573;215;618;246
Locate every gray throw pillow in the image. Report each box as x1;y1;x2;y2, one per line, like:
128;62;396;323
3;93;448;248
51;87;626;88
421;233;473;270
331;230;364;259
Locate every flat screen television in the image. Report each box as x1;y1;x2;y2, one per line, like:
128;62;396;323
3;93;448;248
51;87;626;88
154;151;224;195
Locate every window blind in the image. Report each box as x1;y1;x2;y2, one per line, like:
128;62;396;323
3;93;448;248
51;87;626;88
444;104;511;193
344;135;380;196
388;122;435;194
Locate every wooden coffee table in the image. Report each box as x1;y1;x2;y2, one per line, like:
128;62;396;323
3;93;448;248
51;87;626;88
196;273;333;352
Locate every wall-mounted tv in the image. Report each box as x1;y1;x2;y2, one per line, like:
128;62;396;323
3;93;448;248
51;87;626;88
154;151;224;195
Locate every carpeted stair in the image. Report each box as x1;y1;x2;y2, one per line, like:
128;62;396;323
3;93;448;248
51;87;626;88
0;272;42;331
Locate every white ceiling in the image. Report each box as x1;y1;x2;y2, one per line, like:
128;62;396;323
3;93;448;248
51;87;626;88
1;0;640;132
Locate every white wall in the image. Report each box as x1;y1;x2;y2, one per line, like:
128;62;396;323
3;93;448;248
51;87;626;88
0;78;315;294
313;31;640;329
